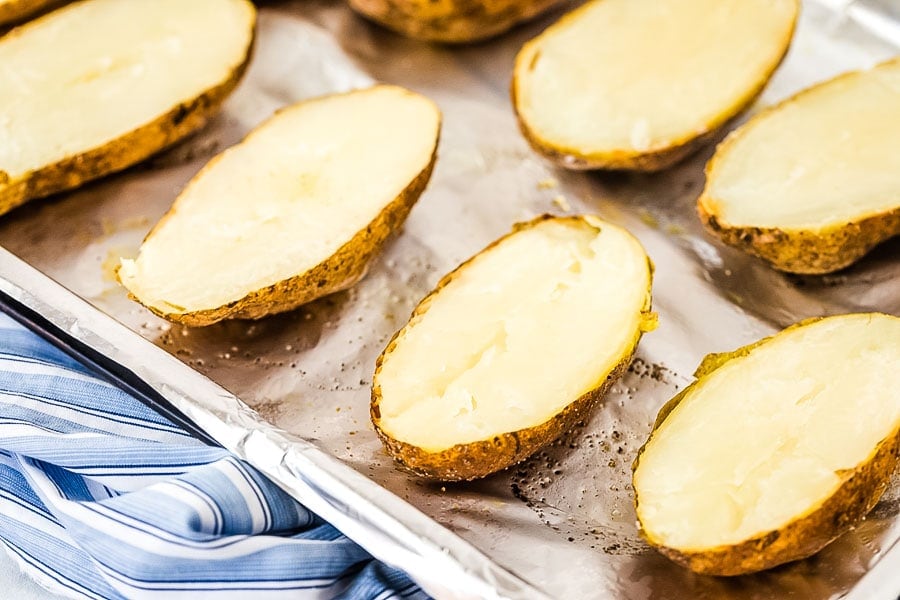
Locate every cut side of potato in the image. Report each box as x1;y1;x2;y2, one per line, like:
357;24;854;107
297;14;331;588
118;85;441;326
699;59;900;274
347;0;565;43
373;215;655;481
512;0;798;171
0;0;57;25
633;313;900;576
0;0;256;215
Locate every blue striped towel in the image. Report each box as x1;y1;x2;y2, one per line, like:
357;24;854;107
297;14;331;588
0;313;428;599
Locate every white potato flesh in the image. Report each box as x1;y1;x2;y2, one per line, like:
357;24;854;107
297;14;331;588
376;217;651;452
0;0;254;178
515;0;796;154
705;60;900;229
634;314;900;550
118;86;440;315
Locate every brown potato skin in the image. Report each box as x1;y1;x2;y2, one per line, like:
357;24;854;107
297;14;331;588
698;204;900;275
128;141;439;326
0;0;56;25
0;3;256;216
511;0;798;171
513;116;721;172
372;215;654;481
348;0;567;44
698;58;900;274
632;316;900;575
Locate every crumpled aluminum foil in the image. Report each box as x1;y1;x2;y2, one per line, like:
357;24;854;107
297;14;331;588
0;0;898;597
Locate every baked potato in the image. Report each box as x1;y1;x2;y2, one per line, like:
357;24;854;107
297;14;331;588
0;0;256;216
347;0;566;43
372;215;656;481
699;58;900;274
0;0;58;25
633;313;900;576
512;0;798;171
118;85;441;326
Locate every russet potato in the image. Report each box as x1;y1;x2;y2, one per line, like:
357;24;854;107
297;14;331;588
699;58;900;274
348;0;566;44
634;314;900;575
373;215;656;481
512;0;798;171
118;85;441;326
0;0;256;215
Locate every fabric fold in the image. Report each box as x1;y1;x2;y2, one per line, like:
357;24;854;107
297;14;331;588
0;314;428;600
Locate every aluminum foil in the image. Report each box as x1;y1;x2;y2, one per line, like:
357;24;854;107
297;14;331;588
0;1;899;598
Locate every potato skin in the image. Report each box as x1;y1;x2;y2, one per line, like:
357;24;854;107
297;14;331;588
698;59;900;274
512;116;720;172
632;317;900;575
511;0;798;171
0;2;256;216
127;142;438;326
348;0;566;44
372;215;655;481
0;0;56;26
698;204;900;275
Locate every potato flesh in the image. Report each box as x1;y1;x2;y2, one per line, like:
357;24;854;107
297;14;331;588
706;61;900;229
635;314;900;550
515;0;795;153
377;218;650;452
0;0;254;178
118;86;440;314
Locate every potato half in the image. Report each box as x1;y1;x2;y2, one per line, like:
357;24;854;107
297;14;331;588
0;0;57;25
118;85;441;326
512;0;798;171
347;0;565;43
633;313;900;576
373;215;656;481
0;0;256;215
699;59;900;274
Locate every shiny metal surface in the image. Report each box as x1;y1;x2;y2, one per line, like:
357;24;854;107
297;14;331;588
0;1;898;597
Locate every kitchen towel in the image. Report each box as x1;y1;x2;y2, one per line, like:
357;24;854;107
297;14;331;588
0;313;428;599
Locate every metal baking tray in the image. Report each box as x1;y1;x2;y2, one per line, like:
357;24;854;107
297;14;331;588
1;1;898;598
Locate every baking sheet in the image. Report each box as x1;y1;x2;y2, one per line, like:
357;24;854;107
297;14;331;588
1;1;899;598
